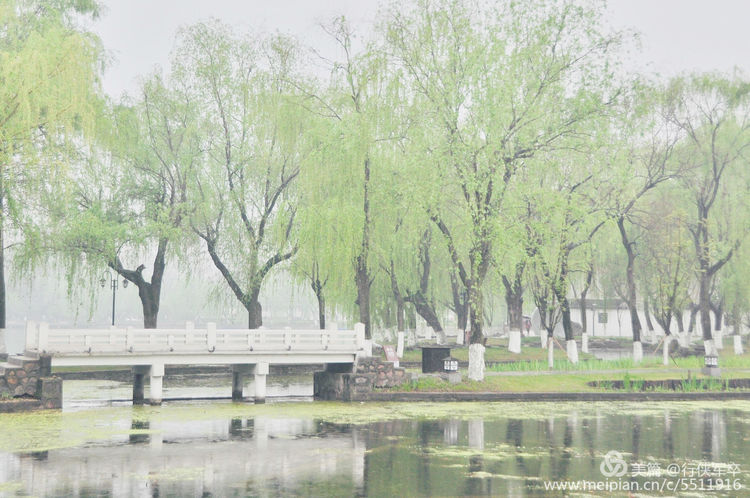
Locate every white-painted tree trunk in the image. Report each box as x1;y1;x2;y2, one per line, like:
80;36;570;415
633;341;643;363
547;337;554;369
455;330;464;345
396;332;404;358
508;330;521;354
566;339;578;364
468;344;485;381
0;329;5;354
437;328;447;345
714;329;723;349
734;334;744;355
581;332;588;354
678;333;690;348
541;333;548;349
703;339;716;356
663;336;671;365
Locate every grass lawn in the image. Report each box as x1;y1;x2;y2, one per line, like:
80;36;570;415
398;342;595;363
392;369;750;393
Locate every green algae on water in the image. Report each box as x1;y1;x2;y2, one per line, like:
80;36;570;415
2;400;750;453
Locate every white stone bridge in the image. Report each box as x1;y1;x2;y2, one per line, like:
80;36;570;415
22;321;367;404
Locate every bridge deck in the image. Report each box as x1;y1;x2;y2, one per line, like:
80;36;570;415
22;321;367;404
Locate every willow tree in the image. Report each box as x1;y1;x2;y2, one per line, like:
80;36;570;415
383;0;624;377
60;73;201;328
606;83;681;362
667;74;750;355
182;23;305;328
0;0;102;328
296;17;409;339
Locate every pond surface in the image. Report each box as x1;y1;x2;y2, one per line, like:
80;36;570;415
1;378;749;497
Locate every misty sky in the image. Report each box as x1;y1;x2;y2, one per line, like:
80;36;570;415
93;0;750;99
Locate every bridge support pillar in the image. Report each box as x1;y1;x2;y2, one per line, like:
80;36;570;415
232;365;251;401
149;363;164;405
132;366;149;405
253;362;269;404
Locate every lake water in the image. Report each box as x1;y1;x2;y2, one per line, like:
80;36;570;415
0;375;749;497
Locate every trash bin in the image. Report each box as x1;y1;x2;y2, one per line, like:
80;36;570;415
421;346;451;373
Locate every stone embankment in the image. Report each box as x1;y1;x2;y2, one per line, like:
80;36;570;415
314;357;411;401
0;354;62;412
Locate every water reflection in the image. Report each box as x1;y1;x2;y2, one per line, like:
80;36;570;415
0;404;748;496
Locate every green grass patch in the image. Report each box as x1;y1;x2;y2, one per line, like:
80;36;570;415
398;345;594;363
392;369;750;394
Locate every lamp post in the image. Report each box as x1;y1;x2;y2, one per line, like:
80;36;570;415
100;271;128;326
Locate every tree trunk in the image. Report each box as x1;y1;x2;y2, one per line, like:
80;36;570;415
560;296;574;341
406;291;443;333
388;261;405;332
0;194;5;329
617;217;642;343
501;263;525;332
248;297;262;329
468;280;483;344
356;157;372;339
698;273;712;341
311;279;325;330
579;265;593;334
676;310;685;333
317;292;326;330
502;272;524;332
355;257;371;339
712;302;723;331
688;303;698;333
643;298;655;332
406;304;416;329
450;271;468;330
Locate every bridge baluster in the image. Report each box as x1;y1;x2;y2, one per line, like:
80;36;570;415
185;321;194;345
207;323;217;351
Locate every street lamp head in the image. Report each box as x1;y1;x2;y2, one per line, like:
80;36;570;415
122;279;128;288
100;278;106;288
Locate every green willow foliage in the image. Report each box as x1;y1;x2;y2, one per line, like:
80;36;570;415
21;0;750;344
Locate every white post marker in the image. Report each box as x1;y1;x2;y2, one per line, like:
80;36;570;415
396;331;404;358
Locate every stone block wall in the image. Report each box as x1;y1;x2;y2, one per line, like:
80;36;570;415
0;355;62;411
0;358;40;398
314;357;410;401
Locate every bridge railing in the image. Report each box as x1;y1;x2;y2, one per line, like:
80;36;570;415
24;321;366;355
